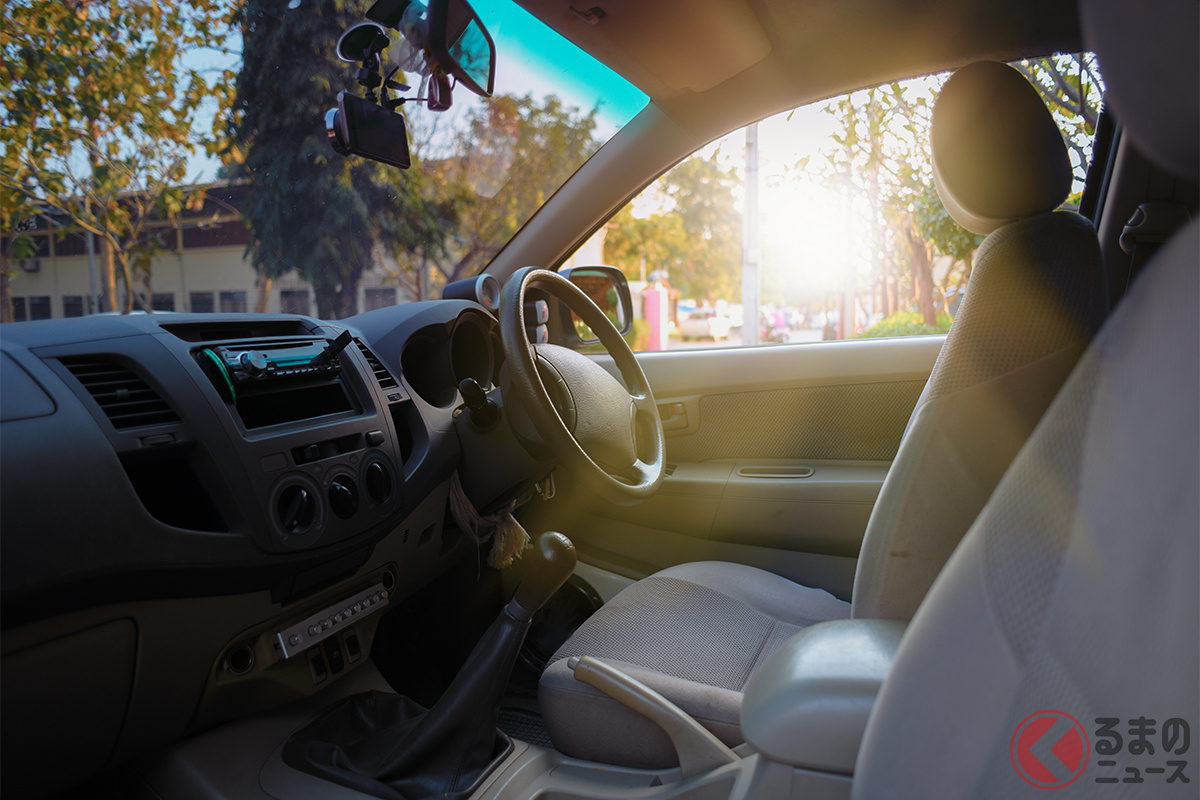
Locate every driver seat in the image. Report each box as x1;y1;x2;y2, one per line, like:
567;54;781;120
539;61;1109;768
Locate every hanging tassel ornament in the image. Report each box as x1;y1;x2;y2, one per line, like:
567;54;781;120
447;471;531;569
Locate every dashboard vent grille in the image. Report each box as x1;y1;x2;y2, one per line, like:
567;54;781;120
355;340;399;390
61;357;179;429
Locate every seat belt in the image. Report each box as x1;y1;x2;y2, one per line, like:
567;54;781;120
1119;201;1192;291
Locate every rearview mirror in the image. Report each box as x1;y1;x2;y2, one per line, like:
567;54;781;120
559;266;634;346
428;0;496;98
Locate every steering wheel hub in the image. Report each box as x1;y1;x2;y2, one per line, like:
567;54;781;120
500;268;665;505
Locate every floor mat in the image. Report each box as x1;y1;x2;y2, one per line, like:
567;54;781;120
498;708;554;749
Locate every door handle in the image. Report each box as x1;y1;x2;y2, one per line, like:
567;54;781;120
658;401;689;431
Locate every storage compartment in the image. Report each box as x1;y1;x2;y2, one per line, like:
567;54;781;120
2;620;138;797
741;619;906;775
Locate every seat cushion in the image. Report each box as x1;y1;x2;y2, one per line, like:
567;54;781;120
539;561;849;768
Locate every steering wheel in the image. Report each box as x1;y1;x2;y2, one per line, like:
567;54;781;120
500;267;665;506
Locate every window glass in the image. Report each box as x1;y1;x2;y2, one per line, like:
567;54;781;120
27;296;51;321
583;56;1103;352
364;287;397;312
62;296;85;318
280;289;311;316
190;292;215;314
219;291;248;313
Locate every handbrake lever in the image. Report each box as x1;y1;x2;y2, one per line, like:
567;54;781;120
568;655;739;778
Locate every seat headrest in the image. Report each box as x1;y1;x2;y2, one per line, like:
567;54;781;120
932;61;1072;236
1082;0;1199;179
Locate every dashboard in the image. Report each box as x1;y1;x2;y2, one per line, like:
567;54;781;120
0;298;549;795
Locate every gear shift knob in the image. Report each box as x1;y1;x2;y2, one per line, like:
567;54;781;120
511;531;576;617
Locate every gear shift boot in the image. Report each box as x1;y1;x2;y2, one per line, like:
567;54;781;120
282;533;575;799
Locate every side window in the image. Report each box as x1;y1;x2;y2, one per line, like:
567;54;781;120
565;55;1102;352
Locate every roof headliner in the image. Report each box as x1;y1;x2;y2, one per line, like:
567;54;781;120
516;0;1082;142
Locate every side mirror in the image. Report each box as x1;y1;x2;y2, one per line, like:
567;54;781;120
558;266;634;347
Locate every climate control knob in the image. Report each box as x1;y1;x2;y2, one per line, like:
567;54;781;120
329;475;360;519
277;485;316;534
364;460;393;505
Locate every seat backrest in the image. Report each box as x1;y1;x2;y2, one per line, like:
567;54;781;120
851;62;1109;621
852;1;1199;796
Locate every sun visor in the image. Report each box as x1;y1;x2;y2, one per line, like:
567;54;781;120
520;0;771;95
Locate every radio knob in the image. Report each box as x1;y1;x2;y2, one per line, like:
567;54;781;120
240;350;270;377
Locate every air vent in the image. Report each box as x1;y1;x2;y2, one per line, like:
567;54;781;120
61;357;179;429
355;340;399;390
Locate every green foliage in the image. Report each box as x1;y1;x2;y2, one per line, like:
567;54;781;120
579;318;650;353
914;183;983;263
1013;54;1104;193
230;0;446;319
823;80;944;325
603;150;741;305
857;310;952;339
1;0;234;314
427;94;599;286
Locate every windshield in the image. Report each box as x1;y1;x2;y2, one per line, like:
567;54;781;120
1;0;648;321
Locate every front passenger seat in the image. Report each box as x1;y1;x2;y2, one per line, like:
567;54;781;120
540;62;1109;769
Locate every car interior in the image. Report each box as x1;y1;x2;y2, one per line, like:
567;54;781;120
1;0;1196;798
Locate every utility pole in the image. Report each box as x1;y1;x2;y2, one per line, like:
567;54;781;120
86;230;100;315
742;122;760;346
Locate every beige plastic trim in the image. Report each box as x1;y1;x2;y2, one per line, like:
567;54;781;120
568;656;739;778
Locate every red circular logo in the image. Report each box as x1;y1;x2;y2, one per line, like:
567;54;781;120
1010;710;1090;789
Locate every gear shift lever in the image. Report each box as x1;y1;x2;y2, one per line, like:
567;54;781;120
511;531;576;618
283;533;576;800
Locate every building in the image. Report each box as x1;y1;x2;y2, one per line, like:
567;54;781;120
3;182;410;321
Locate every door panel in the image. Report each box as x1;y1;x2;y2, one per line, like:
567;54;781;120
524;336;943;600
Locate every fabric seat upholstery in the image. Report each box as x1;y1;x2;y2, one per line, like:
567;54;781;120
541;62;1109;768
539;561;850;767
854;1;1199;790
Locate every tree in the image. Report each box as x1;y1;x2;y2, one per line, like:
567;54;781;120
1014;53;1104;189
603;205;689;284
1;0;234;318
824;81;943;325
425;94;599;289
602;149;742;306
229;0;443;318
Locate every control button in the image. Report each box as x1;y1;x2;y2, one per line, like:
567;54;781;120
276;484;316;535
308;648;328;684
303;444;320;462
344;630;362;662
324;637;345;675
329;475;359;520
139;433;176;447
288;634;301;646
320;619;330;630
307;625;319;636
364;461;392;505
333;613;343;623
365;429;385;447
380;589;389;599
352;602;362;613
387;392;402;403
240;350;270;377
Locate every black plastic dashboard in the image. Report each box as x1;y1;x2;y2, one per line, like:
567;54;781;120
1;298;556;795
0;300;520;628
